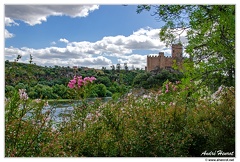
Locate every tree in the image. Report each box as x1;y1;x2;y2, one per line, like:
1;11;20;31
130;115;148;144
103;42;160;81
116;63;121;73
96;76;111;87
52;84;68;99
5;85;15;98
93;84;107;97
137;5;235;90
124;63;129;72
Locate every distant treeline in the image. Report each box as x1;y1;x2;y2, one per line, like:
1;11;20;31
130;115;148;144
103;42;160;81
5;61;183;99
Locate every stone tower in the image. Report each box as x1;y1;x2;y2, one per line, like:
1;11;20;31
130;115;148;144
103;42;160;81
172;44;182;60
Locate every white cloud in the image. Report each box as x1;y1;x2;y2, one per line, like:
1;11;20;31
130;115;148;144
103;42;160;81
117;54;148;69
59;38;69;43
5;17;19;26
5;29;15;39
4;27;187;69
5;5;99;26
51;41;56;45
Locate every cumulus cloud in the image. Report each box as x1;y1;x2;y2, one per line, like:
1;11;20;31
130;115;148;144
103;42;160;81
5;29;15;39
5;5;99;26
117;54;148;69
4;27;187;69
4;46;112;68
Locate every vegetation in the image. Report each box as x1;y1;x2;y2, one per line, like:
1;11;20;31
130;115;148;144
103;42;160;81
5;5;235;157
5;79;235;157
5;60;180;99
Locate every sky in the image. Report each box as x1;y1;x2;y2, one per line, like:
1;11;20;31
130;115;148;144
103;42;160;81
4;4;188;69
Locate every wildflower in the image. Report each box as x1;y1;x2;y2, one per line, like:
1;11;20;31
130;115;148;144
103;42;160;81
143;94;151;99
84;76;96;84
169;102;175;106
44;101;49;107
165;84;169;93
173;86;177;91
34;99;41;103
18;89;28;100
161;102;166;105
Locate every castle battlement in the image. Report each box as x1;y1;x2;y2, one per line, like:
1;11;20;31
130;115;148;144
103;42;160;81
146;44;183;72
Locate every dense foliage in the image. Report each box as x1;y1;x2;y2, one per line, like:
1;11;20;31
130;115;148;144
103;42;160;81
5;79;235;157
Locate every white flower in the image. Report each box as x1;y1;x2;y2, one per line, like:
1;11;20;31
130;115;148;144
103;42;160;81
18;89;28;100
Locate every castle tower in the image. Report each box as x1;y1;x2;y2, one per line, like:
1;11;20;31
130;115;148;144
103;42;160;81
172;44;183;59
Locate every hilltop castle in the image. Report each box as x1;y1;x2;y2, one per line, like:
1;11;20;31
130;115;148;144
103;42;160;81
146;44;183;72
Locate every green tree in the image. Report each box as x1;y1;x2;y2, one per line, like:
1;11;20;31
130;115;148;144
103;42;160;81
5;85;15;98
29;84;57;99
52;84;68;99
93;84;107;97
137;5;235;91
133;72;151;88
15;83;28;91
96;76;111;87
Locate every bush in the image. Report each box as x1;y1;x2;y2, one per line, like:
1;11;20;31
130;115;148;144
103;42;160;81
5;81;235;157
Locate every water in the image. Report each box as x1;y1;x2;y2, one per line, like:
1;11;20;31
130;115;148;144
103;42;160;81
43;97;111;123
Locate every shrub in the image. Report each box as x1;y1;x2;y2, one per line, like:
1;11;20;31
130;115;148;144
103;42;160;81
5;79;235;157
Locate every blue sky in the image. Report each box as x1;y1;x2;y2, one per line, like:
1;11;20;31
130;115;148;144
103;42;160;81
5;5;187;69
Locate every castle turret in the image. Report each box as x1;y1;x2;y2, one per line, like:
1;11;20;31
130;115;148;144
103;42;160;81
172;44;183;59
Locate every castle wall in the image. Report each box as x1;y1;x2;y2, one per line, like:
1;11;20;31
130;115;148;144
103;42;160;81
146;44;183;72
159;52;164;68
147;56;160;71
165;57;173;67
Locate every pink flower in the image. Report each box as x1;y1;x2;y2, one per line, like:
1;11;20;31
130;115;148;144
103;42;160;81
165;84;169;89
77;79;84;87
84;76;97;84
165;84;169;93
68;78;77;88
90;76;96;82
176;81;180;84
68;75;96;89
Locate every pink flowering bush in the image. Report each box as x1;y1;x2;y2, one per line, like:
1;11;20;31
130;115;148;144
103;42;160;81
67;76;96;99
68;76;96;89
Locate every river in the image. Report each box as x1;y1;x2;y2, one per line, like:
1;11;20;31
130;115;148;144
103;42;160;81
42;97;112;123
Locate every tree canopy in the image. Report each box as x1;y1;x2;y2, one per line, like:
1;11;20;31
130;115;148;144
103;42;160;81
137;5;235;90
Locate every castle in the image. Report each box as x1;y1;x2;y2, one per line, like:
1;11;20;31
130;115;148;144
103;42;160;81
146;44;183;72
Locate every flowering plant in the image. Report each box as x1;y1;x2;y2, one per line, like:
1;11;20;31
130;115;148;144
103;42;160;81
68;75;96;99
66;75;97;131
68;76;96;89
